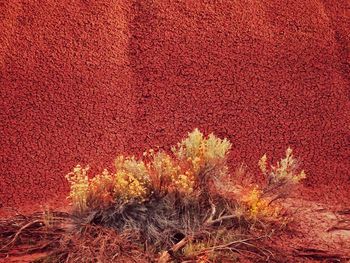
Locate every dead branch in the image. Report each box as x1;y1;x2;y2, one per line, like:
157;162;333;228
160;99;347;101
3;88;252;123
204;200;217;225
0;219;43;251
204;201;237;226
158;236;191;263
336;209;350;215
206;214;237;226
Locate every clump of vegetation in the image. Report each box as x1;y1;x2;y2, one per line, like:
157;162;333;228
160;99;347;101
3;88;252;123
62;129;306;261
1;129;307;262
259;147;306;197
65;128;233;214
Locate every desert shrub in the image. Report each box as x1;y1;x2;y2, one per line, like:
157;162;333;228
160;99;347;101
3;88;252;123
259;147;306;206
66;129;232;213
211;146;307;222
64;129;305;261
237;147;306;221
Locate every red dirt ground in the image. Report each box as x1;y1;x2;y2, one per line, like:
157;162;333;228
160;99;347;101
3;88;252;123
0;0;349;215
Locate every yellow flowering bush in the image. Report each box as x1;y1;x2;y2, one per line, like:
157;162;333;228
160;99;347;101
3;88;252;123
66;129;232;212
66;158;151;212
171;128;231;185
88;169;115;208
259;147;306;194
270;147;306;183
66;129;304;224
114;156;150;200
172;172;195;194
115;171;149;200
242;186;280;220
239;147;306;221
146;150;179;194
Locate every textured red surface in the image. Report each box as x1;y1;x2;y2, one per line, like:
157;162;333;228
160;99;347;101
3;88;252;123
0;0;349;211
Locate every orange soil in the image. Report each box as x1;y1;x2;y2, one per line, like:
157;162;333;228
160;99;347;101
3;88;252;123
0;1;349;215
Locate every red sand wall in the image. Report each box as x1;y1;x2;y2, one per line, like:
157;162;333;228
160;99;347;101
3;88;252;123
1;0;349;210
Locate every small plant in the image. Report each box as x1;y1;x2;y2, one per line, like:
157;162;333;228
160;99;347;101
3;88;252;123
260;147;306;198
65;165;90;212
242;186;281;220
237;147;306;221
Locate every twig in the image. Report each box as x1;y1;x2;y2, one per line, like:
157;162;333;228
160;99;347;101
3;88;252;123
204;200;237;226
0;219;43;251
206;214;237;226
172;237;190;252
202;233;271;253
158;236;192;263
204;200;216;225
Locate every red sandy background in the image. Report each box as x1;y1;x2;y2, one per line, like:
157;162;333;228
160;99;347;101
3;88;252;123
0;0;349;212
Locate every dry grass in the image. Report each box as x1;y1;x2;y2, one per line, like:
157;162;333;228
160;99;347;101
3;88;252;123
0;211;70;259
37;225;152;263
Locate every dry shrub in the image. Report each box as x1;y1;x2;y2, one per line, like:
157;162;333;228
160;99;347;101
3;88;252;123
65;128;233;215
61;129;306;261
242;148;306;222
213;147;306;223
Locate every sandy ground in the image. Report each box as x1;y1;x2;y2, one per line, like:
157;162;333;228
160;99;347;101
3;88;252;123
273;198;350;262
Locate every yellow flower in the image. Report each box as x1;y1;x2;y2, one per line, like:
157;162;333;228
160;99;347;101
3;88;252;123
258;154;267;174
65;165;90;212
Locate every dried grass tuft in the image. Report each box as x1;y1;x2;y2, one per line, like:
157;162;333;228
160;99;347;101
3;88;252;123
39;225;152;263
0;211;71;259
